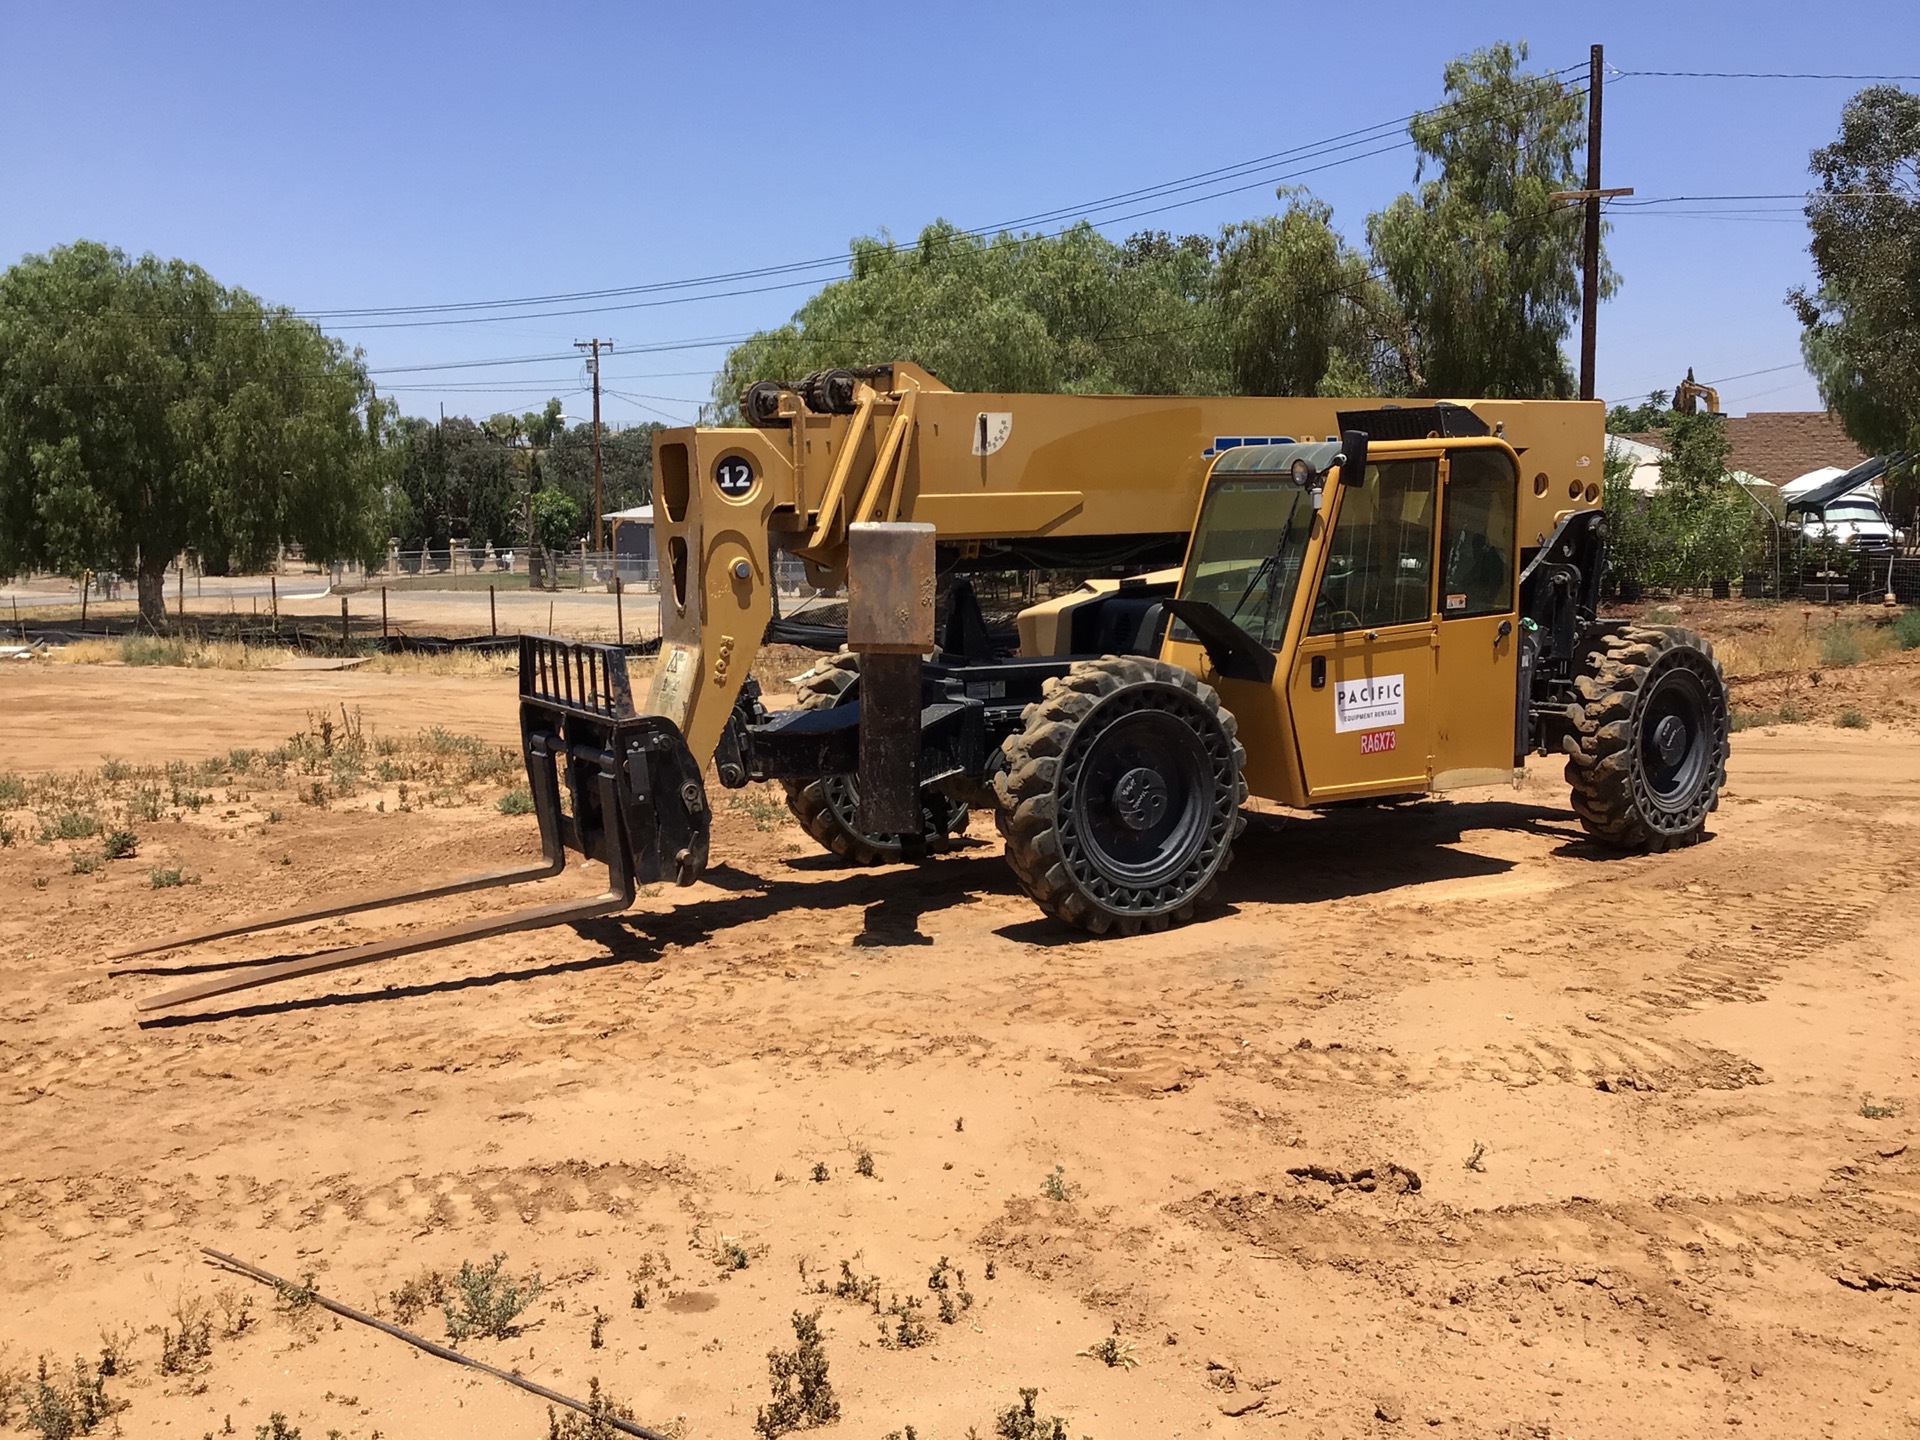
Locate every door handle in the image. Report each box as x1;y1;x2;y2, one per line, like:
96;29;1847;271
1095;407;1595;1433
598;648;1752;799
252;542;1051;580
1310;654;1326;689
1495;619;1513;648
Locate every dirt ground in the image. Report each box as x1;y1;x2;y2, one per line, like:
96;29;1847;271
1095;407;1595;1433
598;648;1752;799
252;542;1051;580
2;624;1918;1439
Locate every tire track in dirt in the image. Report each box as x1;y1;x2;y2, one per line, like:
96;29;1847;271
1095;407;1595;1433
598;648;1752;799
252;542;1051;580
1629;846;1896;1013
0;1160;685;1247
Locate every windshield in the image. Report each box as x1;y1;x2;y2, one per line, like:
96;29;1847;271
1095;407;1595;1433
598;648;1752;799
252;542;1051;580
1823;499;1885;523
1175;478;1314;648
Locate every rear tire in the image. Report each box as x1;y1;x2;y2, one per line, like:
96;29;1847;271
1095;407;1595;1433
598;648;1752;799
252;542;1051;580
1564;625;1729;852
996;656;1245;936
780;651;969;865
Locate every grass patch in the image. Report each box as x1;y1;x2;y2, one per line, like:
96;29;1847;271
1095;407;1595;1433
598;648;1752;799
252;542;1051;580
1861;1094;1902;1120
0;772;26;806
1729;701;1808;732
37;809;100;842
148;865;198;889
497;788;534;816
1819;622;1865;668
729;787;790;832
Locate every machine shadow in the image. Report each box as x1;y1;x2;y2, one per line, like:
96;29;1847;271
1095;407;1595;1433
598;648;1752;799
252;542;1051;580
137;853;1018;1025
993;794;1584;945
136;795;1614;1020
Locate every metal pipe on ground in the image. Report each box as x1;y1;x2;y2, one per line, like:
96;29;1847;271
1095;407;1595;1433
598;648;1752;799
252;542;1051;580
199;1249;665;1440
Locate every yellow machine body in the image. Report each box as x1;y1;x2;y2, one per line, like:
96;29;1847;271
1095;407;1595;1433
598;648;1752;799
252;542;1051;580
648;366;1605;772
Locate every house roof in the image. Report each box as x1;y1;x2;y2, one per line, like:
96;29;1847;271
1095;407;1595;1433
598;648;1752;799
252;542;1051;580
1720;411;1868;486
603;504;654;523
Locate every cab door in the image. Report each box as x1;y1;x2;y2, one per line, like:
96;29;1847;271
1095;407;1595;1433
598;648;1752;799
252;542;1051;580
1429;445;1524;788
1287;453;1438;799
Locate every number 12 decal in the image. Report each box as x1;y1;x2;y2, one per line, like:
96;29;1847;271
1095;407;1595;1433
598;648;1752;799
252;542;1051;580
714;456;755;496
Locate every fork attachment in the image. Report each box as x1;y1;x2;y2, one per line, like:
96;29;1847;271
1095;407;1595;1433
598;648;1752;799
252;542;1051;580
130;635;710;1014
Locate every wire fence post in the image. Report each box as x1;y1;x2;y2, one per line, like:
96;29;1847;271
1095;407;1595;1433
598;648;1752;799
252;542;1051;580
340;596;350;646
615;574;624;645
270;575;278;633
381;587;389;639
490;584;497;637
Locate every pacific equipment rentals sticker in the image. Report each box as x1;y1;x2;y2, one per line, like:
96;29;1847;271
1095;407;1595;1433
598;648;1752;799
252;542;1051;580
1333;673;1405;733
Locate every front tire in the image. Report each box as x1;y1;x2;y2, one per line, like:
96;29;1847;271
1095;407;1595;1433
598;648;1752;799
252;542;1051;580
996;656;1245;936
1564;625;1729;852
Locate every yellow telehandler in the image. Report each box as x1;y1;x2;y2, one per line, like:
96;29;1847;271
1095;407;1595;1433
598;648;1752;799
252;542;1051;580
125;363;1728;1007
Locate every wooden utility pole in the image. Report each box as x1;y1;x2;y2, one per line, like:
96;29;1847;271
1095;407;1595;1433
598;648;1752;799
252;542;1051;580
1550;45;1633;403
1580;45;1603;402
575;338;613;553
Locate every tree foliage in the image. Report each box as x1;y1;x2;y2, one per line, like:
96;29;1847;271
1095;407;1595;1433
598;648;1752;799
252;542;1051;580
713;44;1597;413
1214;192;1386;397
1790;84;1920;457
1366;41;1599;397
385;408;656;552
0;240;387;623
714;219;1225;415
1602;414;1766;593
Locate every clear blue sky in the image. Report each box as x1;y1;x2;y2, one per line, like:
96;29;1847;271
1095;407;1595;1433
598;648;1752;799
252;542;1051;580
5;1;1916;428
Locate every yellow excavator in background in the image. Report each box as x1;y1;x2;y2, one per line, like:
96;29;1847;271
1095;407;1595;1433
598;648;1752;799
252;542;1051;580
125;363;1729;1009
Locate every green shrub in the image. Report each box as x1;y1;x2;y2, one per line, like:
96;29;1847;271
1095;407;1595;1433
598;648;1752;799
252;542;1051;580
102;829;137;860
0;772;26;806
1894;609;1920;651
149;865;198;889
496;788;534;816
22;1354;121;1437
1837;708;1870;729
442;1254;540;1343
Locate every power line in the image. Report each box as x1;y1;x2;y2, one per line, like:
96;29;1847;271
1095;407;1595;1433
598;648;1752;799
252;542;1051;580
1615;69;1920;81
282;65;1591;333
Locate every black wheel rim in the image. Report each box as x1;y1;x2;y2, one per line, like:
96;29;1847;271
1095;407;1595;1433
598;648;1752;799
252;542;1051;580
821;773;963;850
1058;686;1234;915
1637;661;1711;813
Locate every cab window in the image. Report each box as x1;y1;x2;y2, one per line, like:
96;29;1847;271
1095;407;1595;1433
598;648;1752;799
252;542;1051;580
1437;449;1518;618
1308;458;1437;634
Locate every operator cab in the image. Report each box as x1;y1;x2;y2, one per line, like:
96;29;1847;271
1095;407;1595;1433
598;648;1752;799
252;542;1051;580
1165;424;1524;807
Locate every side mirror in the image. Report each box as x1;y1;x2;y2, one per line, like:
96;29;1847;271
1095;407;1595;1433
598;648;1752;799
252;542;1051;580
1338;430;1368;487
